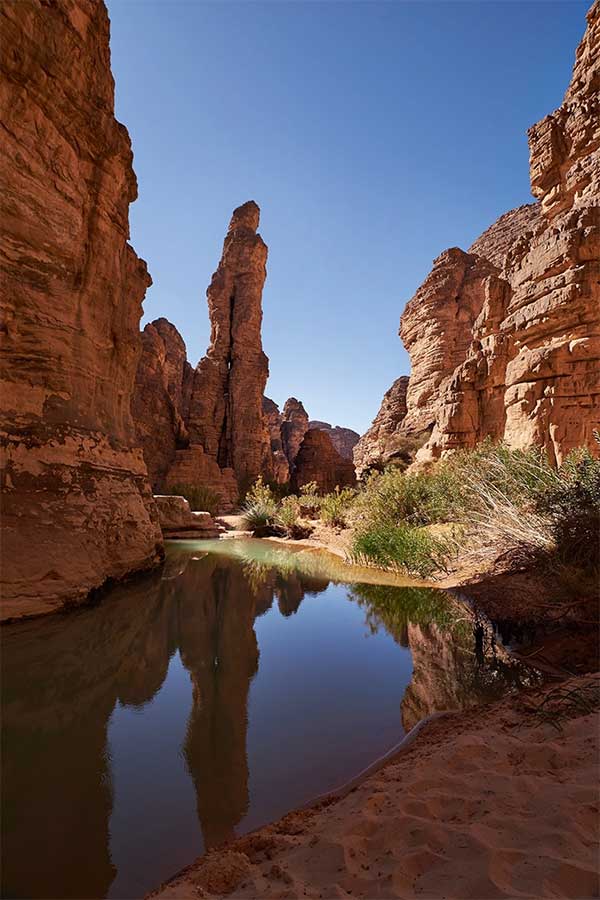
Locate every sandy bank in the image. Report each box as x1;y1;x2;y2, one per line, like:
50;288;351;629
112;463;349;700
150;674;599;900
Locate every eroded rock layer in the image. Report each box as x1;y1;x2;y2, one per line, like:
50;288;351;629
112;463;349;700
0;0;162;620
361;3;600;468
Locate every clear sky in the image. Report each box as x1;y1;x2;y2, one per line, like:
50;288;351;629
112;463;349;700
107;0;588;435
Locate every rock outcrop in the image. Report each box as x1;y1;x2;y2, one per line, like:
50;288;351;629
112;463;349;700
280;397;310;472
131;204;273;509
0;0;163;620
292;429;357;494
262;397;290;483
132;320;192;490
362;3;600;468
153;495;221;538
309;421;360;459
187;201;273;484
353;376;410;477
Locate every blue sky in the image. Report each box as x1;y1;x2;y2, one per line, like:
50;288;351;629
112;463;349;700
107;0;588;435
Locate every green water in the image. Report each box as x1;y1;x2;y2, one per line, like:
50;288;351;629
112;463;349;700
1;539;539;899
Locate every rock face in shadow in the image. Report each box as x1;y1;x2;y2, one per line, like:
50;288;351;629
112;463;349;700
309;421;360;460
132;320;192;489
292;429;357;493
0;0;163;620
262;397;290;483
361;4;599;467
280;397;310;472
353;376;410;477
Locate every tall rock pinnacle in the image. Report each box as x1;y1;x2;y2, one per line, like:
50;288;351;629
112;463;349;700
187;201;273;485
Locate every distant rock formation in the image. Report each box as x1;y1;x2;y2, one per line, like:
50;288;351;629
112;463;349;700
308;422;359;459
132;203;273;510
353;376;410;477
281;398;310;471
0;0;163;619
292;429;357;494
262;397;290;483
358;3;599;470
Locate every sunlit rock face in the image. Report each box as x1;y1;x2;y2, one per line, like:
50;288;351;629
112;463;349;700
292;429;357;493
0;0;163;620
361;4;600;468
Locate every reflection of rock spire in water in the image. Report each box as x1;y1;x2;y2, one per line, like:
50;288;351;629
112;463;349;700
178;565;259;848
1;549;324;898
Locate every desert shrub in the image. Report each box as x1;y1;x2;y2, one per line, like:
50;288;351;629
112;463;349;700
449;445;559;554
166;483;221;516
241;476;278;535
350;440;600;579
244;475;277;508
297;481;323;516
352;523;455;578
276;495;313;540
319;486;357;528
536;448;600;568
352;465;459;531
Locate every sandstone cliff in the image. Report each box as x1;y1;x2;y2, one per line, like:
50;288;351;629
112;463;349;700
132;320;192;490
292;429;357;494
308;421;359;459
0;0;162;620
280;397;309;471
358;3;599;470
262;397;290;483
131;204;273;510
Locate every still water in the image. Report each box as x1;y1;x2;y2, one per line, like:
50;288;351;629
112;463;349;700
1;540;538;899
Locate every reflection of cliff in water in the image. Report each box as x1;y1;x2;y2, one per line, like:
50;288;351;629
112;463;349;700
349;583;542;732
2;549;541;900
1;552;322;899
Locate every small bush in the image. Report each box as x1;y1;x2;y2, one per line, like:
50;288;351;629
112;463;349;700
297;481;323;517
352;524;455;578
276;496;313;540
352;465;458;531
245;475;277;508
536;448;600;568
319;486;357;528
241;476;278;535
166;483;221;516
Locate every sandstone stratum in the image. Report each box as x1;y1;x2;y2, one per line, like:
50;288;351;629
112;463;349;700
355;2;599;476
0;0;163;620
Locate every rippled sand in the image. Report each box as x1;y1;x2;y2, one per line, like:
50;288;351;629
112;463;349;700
151;675;599;900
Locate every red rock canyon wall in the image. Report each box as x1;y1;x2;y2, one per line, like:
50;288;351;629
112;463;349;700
0;0;162;620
